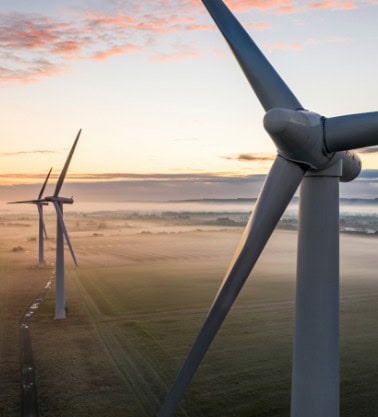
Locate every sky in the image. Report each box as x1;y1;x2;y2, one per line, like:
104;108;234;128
1;0;378;200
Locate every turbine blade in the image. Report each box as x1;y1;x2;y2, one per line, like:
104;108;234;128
157;156;305;417
7;199;44;204
8;200;34;204
36;203;48;239
43;221;48;240
37;203;43;221
38;167;53;199
325;112;378;152
42;208;48;240
54;129;81;197
53;202;78;267
201;0;302;111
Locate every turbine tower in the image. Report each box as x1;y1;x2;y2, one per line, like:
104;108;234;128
44;129;81;320
158;1;377;417
8;168;52;267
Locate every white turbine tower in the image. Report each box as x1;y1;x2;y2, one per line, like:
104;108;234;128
158;1;377;417
8;168;52;267
44;130;81;320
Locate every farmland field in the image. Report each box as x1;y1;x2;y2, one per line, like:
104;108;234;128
0;211;377;417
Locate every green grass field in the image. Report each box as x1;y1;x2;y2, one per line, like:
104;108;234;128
76;260;296;417
74;261;378;417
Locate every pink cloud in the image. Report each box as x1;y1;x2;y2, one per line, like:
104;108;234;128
91;44;141;61
0;0;375;84
308;1;358;10
0;59;62;84
84;13;138;29
226;0;296;12
0;3;223;84
266;42;303;51
305;36;350;46
151;48;200;62
0;19;59;50
244;22;273;30
0;5;219;84
0;12;147;83
51;41;83;55
186;23;214;31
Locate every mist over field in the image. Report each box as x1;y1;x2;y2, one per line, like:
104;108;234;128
3;195;377;237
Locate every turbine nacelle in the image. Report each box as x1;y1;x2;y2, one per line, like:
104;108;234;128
264;108;333;170
44;196;74;205
264;108;361;182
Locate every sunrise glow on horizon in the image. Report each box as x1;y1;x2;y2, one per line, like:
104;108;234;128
1;0;378;186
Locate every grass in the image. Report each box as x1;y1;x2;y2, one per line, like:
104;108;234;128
75;260;378;417
78;262;296;404
77;258;296;317
78;264;230;316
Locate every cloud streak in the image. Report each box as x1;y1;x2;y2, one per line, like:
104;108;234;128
0;171;265;183
223;153;276;162
218;0;298;13
357;146;378;154
307;1;357;10
1;149;58;156
6;168;375;186
266;42;303;51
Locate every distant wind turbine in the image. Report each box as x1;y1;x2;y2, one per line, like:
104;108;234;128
44;129;81;320
8;168;52;268
158;1;377;417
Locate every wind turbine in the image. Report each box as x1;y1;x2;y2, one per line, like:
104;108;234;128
158;1;377;417
8;168;52;267
44;129;81;320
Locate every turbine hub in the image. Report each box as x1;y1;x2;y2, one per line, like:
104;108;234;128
264;108;338;170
